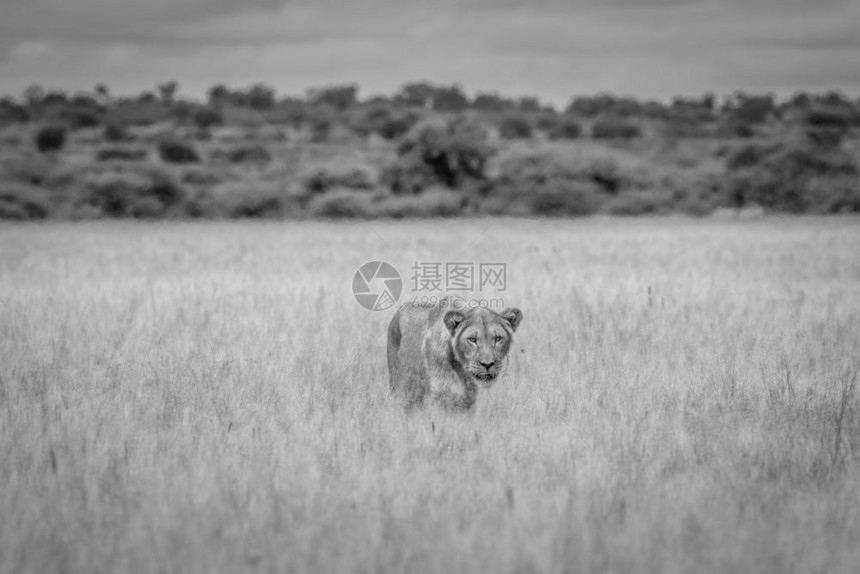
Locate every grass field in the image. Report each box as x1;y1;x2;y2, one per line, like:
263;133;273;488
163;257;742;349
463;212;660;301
1;217;859;573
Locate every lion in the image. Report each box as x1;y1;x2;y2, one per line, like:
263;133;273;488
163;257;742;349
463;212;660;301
386;296;523;410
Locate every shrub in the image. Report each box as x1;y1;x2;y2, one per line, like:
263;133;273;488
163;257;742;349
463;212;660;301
64;108;102;130
799;175;860;214
489;149;630;199
804;108;851;148
605;190;668;216
387;115;493;193
660;116;711;139
724;142;860;212
157;137;200;164
188;180;298;219
302;161;378;195
309;116;333;142
591;117;642;140
380;160;439;197
0;99;30;124
349;106;420;140
210;144;272;165
96;146;148;162
72;162;188;218
715;119;755;138
179;165;232;187
0;182;52;220
103;121;131;142
308;189;377;218
109;100;171;127
729;94;775;124
498;113;534;140
661;171;724;216
547;117;583;140
805;107;853;130
725;143;776;171
377;111;422;140
584;158;625;194
535;113;560;131
528;180;603;216
376;187;464;218
35;125;67;153
192;107;224;130
0;153;56;186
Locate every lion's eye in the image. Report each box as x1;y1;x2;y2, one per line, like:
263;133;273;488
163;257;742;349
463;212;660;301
468;337;478;344
494;336;503;343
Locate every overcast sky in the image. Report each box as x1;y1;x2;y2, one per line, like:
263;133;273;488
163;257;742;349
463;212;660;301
1;0;858;105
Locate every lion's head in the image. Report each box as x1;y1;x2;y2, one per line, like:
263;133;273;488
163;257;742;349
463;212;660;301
443;305;523;387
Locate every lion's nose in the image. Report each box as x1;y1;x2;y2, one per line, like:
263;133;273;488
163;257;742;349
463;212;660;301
480;360;495;370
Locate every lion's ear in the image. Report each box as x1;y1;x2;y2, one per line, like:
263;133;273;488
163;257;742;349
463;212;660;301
500;308;523;332
444;311;466;335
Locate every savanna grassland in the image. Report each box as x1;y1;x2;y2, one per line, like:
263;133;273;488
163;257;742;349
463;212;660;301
1;217;859;574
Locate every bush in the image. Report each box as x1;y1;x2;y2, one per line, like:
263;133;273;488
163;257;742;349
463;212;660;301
376;187;464;218
489;149;630;199
584;158;625;194
0;182;52;220
302;161;378;195
715;119;755;138
804;108;851;148
35;125;67;153
179;165;232;187
210;144;272;165
157;137;200;164
377;111;421;140
387;115;493;193
72;162;188;218
308;189;377;218
729;94;775;125
661;171;724;216
605;190;668;216
591;117;642;140
724;142;860;212
380;161;439;197
64;108;102;130
535;113;560;131
498;113;534;140
0;153;55;186
725;143;777;171
188;180;298;219
547;117;583;140
96;146;148;162
350;106;420;140
659;116;711;139
0;99;29;124
528;180;603;216
798;175;860;213
309;116;334;143
192;107;224;130
103;121;131;142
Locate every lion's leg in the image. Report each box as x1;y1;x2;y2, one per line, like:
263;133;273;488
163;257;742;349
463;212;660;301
425;360;477;411
386;311;403;393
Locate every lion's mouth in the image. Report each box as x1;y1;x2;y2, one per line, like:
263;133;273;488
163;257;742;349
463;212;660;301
473;372;496;382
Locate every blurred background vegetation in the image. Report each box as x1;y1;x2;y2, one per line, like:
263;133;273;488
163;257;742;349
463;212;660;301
1;80;858;220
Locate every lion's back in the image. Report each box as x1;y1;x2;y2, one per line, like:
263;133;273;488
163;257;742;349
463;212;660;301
386;300;446;406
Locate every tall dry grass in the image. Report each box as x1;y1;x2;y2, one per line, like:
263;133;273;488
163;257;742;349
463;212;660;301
1;217;859;573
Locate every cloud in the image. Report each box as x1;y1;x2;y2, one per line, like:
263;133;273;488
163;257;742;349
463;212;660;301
0;0;858;102
0;0;290;49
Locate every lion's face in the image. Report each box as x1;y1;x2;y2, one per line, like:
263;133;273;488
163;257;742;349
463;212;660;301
444;307;523;387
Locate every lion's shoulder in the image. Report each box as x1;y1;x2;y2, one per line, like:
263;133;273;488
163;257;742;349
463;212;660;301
389;297;462;358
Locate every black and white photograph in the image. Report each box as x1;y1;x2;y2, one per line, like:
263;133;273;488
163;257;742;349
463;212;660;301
1;0;859;572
